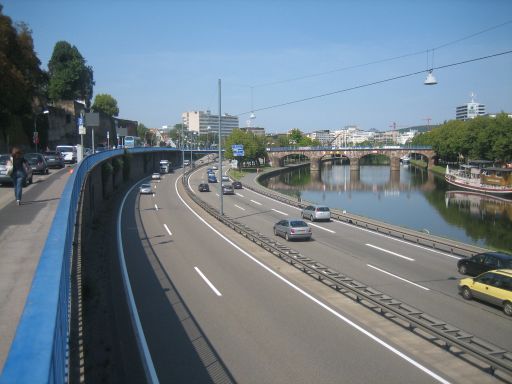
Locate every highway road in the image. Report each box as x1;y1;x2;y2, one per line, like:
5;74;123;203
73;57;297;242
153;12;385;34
120;165;507;383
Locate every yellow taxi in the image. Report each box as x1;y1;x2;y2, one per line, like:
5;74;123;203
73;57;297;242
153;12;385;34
459;269;512;316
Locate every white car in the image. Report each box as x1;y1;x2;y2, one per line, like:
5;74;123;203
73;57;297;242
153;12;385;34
151;173;161;180
221;175;229;182
140;183;152;194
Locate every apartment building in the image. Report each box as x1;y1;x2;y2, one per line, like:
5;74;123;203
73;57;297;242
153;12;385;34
182;110;239;137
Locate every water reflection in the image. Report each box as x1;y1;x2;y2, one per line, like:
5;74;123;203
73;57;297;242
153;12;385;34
260;162;512;251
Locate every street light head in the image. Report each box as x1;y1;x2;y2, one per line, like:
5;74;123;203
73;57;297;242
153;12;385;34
424;70;437;85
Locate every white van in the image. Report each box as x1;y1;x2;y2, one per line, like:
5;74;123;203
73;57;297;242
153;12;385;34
159;160;170;173
56;145;77;163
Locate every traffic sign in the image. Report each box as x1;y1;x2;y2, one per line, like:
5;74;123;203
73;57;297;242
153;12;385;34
232;144;244;157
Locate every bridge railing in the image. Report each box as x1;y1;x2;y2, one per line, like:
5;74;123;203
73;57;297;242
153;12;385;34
0;147;170;384
266;145;433;152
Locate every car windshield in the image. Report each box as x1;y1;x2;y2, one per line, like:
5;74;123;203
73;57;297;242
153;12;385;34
290;221;308;227
0;155;9;165
141;184;151;188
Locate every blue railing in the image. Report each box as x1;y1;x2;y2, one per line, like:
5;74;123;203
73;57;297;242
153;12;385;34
0;147;171;384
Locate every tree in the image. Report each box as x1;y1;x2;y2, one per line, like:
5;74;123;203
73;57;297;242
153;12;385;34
137;123;148;140
48;41;94;106
0;6;46;149
224;129;267;168
92;94;119;116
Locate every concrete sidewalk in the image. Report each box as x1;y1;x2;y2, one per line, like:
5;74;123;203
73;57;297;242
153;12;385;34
0;167;71;372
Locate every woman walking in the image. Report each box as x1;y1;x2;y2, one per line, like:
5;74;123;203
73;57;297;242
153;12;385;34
10;147;30;205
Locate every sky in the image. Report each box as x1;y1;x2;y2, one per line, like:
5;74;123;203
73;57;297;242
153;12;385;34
3;0;512;134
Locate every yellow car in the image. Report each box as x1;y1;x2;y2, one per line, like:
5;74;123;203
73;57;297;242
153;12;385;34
459;269;512;316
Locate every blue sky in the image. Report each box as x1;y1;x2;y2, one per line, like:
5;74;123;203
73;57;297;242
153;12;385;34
3;0;512;133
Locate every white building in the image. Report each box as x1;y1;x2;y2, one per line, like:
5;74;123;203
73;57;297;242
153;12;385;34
332;126;374;147
182;110;239;137
307;130;333;145
456;93;485;121
397;130;418;145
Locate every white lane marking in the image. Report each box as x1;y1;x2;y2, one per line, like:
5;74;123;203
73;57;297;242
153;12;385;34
247;185;460;260
152;193;155;197
366;244;415;261
250;199;262;205
174;178;449;384
235;204;246;211
194;267;222;296
367;264;430;291
215;193;219;197
163;224;172;236
154;204;159;211
236;193;245;197
271;208;288;216
309;222;336;233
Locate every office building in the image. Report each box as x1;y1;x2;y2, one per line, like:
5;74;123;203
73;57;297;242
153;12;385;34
182;110;239;137
456;93;486;121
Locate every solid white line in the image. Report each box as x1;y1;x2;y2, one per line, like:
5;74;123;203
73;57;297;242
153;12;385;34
194;267;222;296
250;199;262;205
236;192;245;197
163;224;172;236
174;177;448;384
366;243;415;261
309;222;336;233
154;204;159;211
367;264;430;291
272;208;288;216
235;204;246;211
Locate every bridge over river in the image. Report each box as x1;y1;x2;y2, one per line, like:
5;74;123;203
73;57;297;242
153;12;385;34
266;146;436;171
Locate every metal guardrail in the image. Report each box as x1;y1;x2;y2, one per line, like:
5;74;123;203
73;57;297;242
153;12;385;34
182;169;512;380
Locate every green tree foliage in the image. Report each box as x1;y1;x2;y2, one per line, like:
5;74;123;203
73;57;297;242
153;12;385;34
137;123;148;140
0;6;46;146
411;114;512;163
48;41;94;106
91;94;119;116
224;129;267;167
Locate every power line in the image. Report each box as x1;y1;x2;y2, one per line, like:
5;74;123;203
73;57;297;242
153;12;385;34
236;49;512;117
250;20;512;89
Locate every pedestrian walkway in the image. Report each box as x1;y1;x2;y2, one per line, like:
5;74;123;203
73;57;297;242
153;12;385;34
0;168;71;372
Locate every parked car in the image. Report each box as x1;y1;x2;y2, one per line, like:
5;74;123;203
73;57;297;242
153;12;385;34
301;204;331;222
151;173;161;180
457;252;512;276
459;269;512;316
232;181;242;189
0;154;33;186
273;219;312;241
56;145;76;163
208;174;217;183
43;151;65;168
139;183;153;194
25;153;49;174
198;183;210;192
222;184;234;195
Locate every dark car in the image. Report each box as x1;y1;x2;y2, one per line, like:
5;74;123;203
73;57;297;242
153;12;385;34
232;181;242;189
43;151;65;168
457;251;512;276
273;218;312;241
25;153;49;174
198;183;210;192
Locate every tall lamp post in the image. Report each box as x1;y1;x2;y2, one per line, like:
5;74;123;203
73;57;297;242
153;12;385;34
34;109;49;153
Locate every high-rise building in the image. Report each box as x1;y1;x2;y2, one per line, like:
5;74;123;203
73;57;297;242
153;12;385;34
456;93;485;121
182;110;239;137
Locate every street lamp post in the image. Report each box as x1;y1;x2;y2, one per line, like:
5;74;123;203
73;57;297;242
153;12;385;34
34;109;49;153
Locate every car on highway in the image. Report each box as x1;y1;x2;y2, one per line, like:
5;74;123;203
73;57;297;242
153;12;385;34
301;204;331;222
222;184;234;195
25;153;49;174
457;251;512;276
208;174;217;183
273;218;312;241
221;175;229;182
212;165;218;170
183;160;190;166
459;269;512;316
198;183;210;192
0;154;33;186
43;151;65;168
232;180;242;189
139;183;152;194
151;173;161;180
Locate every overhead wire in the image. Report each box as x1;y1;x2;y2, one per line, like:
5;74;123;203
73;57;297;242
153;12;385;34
235;49;512;117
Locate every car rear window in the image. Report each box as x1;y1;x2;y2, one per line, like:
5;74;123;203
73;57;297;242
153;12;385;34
290;221;308;227
316;207;330;212
0;155;10;164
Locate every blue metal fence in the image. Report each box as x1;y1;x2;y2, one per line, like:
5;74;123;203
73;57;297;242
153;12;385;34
0;147;169;384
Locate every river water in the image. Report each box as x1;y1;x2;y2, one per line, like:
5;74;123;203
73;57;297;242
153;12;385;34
260;162;512;252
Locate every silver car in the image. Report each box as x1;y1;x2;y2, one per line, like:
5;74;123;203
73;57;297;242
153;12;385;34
139;183;153;194
0;154;34;186
273;219;312;241
26;153;49;174
301;204;331;222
